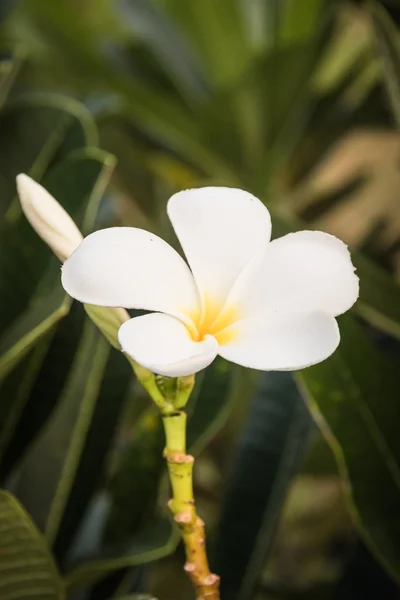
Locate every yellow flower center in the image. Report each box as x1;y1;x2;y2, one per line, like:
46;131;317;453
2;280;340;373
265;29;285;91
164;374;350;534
187;296;239;345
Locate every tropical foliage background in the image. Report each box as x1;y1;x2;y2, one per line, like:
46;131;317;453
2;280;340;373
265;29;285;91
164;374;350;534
1;0;400;599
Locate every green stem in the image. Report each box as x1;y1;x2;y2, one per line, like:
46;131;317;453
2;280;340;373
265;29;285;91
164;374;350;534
133;368;220;598
162;408;220;600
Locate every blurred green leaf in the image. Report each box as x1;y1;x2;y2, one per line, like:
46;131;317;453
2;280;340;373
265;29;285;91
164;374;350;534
0;337;53;468
52;336;133;560
369;1;400;127
278;0;326;46
65;515;178;594
17;320;109;540
0;303;84;479
113;0;206;104
187;357;234;454
353;253;400;341
0;49;23;109
13;315;134;560
297;314;400;586
0;490;64;600
156;0;250;87
103;407;164;545
0;94;97;217
214;372;311;600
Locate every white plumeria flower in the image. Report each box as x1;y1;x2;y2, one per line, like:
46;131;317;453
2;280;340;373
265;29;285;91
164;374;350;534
59;187;359;377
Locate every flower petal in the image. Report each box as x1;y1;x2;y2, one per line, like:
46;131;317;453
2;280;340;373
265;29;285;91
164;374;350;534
167;187;271;312
62;227;200;323
218;311;339;371
228;231;359;319
118;313;218;376
17;174;83;262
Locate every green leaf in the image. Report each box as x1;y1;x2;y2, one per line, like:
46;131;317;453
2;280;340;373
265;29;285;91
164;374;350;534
278;0;326;46
12;313;132;555
214;372;311;600
297;314;400;586
158;0;250;87
0;490;64;600
0;148;115;380
103;407;165;545
0;49;24;110
0;337;54;467
187;357;234;454
65;516;178;594
3;299;133;565
112;0;206;104
369;1;400;127
52;336;133;560
0;93;97;217
0;303;85;478
18;320;110;542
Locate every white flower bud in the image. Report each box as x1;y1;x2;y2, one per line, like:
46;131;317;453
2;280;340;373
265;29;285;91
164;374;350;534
16;174;83;263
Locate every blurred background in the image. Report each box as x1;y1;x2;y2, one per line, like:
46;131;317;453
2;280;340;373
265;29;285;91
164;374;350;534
1;1;400;599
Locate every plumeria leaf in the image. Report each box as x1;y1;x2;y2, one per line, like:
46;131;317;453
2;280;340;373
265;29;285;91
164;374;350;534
15;320;109;539
0;49;23;110
214;372;312;600
369;1;400;128
112;0;206;103
0;338;54;471
65;516;178;595
187;357;234;454
0;93;96;217
0;148;115;381
13;316;133;563
297;314;400;586
0;490;64;600
158;0;250;88
103;407;165;546
0;303;84;479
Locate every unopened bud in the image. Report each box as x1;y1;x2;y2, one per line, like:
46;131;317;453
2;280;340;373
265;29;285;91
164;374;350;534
16;174;83;263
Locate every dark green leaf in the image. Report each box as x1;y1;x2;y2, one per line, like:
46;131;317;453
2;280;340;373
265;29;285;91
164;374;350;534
52;337;133;560
103;407;165;545
16;320;110;540
158;0;250;87
0;49;23;110
297;314;400;586
65;516;178;594
0;490;64;600
0;303;84;479
187;357;234;454
0;93;96;217
214;372;311;600
369;1;400;127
